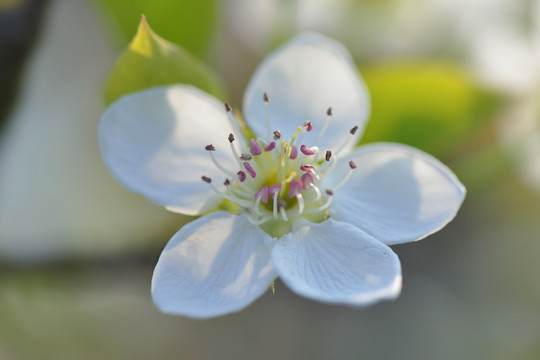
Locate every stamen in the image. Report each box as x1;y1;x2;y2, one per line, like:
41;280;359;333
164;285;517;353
273;130;281;140
264;92;271;139
255;186;269;204
206;146;235;177
310;184;322;201
325;150;332;161
310;107;332;146
224;179;230;186
244;162;257;178
264;142;276;151
237;171;246;182
349;160;357;169
304;121;313;132
300;164;314;171
335;124;360;156
270;184;282;219
288;179;303;198
300;144;316;156
201;176;212;183
240;153;252;161
326;189;333;196
296;194;305;215
289;145;298;159
224;103;243;140
300;172;315;189
228;133;243;167
250;139;262;155
330;163;357;191
278;199;288;221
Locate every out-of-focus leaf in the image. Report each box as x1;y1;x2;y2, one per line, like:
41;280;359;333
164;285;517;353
104;16;225;105
359;62;499;158
93;0;216;58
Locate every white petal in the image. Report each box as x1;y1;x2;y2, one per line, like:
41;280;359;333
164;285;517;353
327;143;466;245
271;219;401;306
99;85;239;216
243;33;369;152
152;211;277;318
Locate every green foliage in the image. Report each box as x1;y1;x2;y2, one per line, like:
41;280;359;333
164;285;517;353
104;16;225;105
94;0;217;58
360;61;499;158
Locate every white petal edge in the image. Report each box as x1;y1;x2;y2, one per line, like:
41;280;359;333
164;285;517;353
99;85;240;216
152;211;278;319
271;219;402;306
326;142;466;245
243;32;370;153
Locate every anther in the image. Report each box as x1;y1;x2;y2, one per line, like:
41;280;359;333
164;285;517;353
250;139;262;155
255;186;269;204
325;150;332;161
349;160;357;169
264;142;276;151
304;121;313;132
326;189;333;196
263;92;270;102
273;130;281;140
237;171;246;182
244;162;257;178
240;153;252;161
225;102;232;112
224;179;230;186
228;133;235;143
202;176;212;183
288;179;303;198
300;144;316;156
300;164;314;171
350;125;359;135
301;172;315;189
205;144;215;151
327;107;333;116
290;145;298;160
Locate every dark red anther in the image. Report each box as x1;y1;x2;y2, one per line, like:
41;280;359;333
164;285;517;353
228;133;235;143
350;125;359;135
225;103;232;112
224;179;230;186
202;176;212;183
325;150;332;161
205;144;215;151
349;161;357;169
263;92;270;102
327;107;333;116
326;189;334;196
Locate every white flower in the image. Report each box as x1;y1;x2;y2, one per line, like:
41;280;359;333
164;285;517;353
99;33;465;318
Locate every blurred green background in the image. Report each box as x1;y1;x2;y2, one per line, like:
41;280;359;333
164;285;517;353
1;0;540;359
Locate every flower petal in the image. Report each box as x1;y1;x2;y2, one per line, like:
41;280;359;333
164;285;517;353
243;33;370;152
271;219;401;306
152;211;278;319
327;143;466;245
99;85;239;215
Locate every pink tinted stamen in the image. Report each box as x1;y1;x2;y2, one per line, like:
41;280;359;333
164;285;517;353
255;186;269;204
243;162;257;178
300;164;314;172
300;144;316;156
250;139;262;155
304;121;313;132
237;171;246;182
264;141;276;151
300;172;315;190
269;184;282;197
290;145;298;160
288;179;303;198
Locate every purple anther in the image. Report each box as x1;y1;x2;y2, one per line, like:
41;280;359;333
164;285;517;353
273;130;281;140
250;139;262;155
224;179;230;186
325;150;332;161
326;189;334;196
288;179;303;198
327;107;333;116
269;184;282;197
201;176;212;183
263;92;270;102
264;141;276;151
300;145;316;156
255;186;269;204
243;162;257;178
290;145;298;159
301;172;315;190
205;144;215;151
304;121;313;132
228;133;235;143
349;161;357;169
350;125;359;135
300;164;314;172
225;103;232;112
237;171;246;182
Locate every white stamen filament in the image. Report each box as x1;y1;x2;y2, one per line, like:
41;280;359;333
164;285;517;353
208;182;253;207
310;111;331;146
330;168;355;191
209;151;236;177
296;194;304;215
303;195;333;214
229;142;243;168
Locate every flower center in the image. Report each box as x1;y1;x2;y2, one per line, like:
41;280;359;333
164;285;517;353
201;94;357;237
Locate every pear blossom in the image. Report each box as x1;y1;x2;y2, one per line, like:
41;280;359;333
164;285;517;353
99;33;465;318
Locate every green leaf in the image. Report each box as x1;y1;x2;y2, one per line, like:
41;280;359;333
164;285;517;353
359;62;499;158
104;16;225;105
93;0;217;58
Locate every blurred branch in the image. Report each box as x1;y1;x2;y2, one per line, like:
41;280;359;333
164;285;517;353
0;0;50;132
